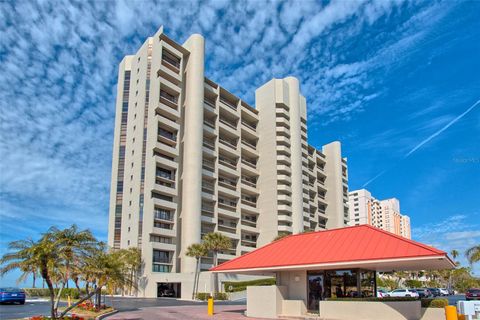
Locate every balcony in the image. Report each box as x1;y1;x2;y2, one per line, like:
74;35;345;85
241;215;257;228
159;90;178;110
162;50;180;70
219;97;237;111
219;156;237;170
204;119;216;129
241;196;257;208
219;118;237;131
219;137;237;150
218;198;237;211
241;139;257;151
241;158;257;169
157;128;177;147
241;120;257;132
203;139;215;151
219;176;237;190
202;159;215;172
202;181;215;195
241;176;256;188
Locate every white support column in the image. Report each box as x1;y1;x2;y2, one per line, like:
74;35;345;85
181;34;205;272
285;77;304;234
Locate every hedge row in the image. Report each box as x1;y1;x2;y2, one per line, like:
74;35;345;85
327;297;449;308
24;288;87;299
328;297;417;302
195;292;229;301
223;278;276;292
421;298;449;308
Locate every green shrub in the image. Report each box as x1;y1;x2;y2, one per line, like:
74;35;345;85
214;292;228;300
327;297;417;302
195;292;210;301
223;278;276;292
421;298;448;308
195;292;229;301
23;288;89;299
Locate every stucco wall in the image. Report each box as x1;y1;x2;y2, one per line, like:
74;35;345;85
246;285;287;319
319;301;422;320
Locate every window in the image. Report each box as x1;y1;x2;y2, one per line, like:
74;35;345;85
150;235;172;244
152;250;172;272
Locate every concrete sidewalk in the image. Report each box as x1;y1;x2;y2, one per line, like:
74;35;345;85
107;305;267;320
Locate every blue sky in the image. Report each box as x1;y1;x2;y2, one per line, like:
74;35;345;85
0;0;479;286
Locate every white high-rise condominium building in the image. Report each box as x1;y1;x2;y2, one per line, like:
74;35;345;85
107;27;349;298
348;189;411;239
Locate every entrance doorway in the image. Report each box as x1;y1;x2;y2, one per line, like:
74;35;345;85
307;272;324;312
157;282;181;298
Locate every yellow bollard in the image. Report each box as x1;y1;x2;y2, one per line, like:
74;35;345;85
67;295;71;307
207;296;214;316
445;305;458;320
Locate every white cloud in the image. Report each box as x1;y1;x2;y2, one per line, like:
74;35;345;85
0;0;460;254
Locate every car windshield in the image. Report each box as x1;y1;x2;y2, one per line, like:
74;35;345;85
468;289;480;293
0;287;23;292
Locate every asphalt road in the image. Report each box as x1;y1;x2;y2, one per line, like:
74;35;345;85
0;297;245;319
0;295;465;319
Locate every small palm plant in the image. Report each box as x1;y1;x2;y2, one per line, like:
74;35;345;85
186;243;208;299
466;245;480;265
203;232;231;294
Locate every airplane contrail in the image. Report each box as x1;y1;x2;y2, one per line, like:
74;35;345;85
404;99;480;158
362;99;480;187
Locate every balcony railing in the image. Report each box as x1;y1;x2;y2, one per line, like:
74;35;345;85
204;119;216;129
156;170;174;181
218;198;237;210
241;139;256;150
202;181;215;194
202;159;215;172
219;156;237;169
162;52;181;69
154;209;173;221
220;97;237;111
241;197;257;208
241;158;257;169
241;120;257;131
219;118;237;130
219;176;237;189
204;99;216;109
160;90;178;109
203;140;215;150
219;138;237;149
158;128;176;141
241;176;257;188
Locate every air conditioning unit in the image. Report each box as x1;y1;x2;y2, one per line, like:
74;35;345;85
457;300;480;320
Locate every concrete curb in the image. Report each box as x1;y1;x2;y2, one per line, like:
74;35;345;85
95;309;118;320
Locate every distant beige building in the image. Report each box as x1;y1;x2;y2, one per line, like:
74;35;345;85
348;189;411;238
107;26;349;299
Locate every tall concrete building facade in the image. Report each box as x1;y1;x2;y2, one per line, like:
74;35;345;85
108;27;349;298
348;189;411;239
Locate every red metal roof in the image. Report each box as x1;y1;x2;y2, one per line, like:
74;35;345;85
211;225;451;272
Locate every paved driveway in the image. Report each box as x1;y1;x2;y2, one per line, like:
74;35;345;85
107;305;261;320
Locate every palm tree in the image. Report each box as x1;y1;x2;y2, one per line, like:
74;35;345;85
186;243;208;299
58;246;134;318
117;247;142;296
448;249;460;291
45;225;98;313
0;239;39;288
466;245;480;265
203;232;231;294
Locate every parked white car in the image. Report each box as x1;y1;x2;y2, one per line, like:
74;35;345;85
439;288;449;296
388;289;419;298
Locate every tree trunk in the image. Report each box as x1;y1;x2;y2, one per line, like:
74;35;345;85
213;252;219;294
192;258;199;300
32;273;36;288
40;264;56;319
58;288;99;318
54;282;65;315
195;257;202;298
